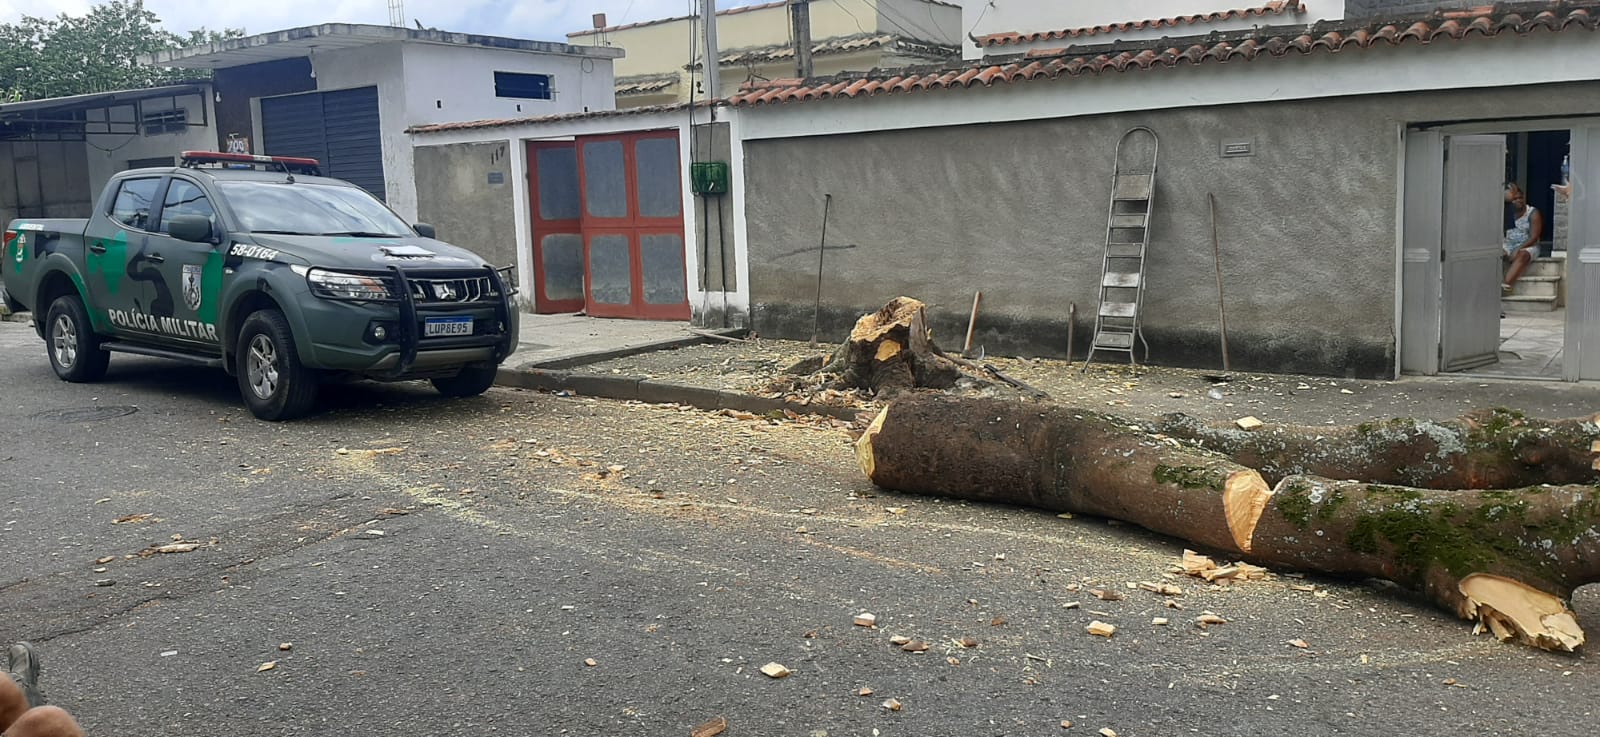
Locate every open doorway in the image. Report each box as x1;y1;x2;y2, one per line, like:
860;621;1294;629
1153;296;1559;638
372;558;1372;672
1461;129;1569;379
1400;125;1576;381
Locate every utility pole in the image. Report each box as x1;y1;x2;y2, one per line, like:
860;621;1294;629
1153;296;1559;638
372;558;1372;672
700;0;721;103
789;0;813;79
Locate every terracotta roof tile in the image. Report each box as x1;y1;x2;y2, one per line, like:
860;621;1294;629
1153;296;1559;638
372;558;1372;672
731;1;1599;108
709;33;958;68
973;0;1308;48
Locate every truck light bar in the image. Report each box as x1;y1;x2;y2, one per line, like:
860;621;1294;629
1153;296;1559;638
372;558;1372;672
179;150;321;175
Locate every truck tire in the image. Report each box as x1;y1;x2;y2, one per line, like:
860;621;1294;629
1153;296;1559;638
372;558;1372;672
431;365;498;398
236;309;318;421
44;295;109;382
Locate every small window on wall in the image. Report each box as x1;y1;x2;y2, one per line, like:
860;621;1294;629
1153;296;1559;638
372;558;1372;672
142;108;187;135
494;72;552;100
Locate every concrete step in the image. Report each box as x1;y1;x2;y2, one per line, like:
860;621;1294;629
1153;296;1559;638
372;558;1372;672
1503;295;1559;313
1524;257;1566;278
1506;275;1561;298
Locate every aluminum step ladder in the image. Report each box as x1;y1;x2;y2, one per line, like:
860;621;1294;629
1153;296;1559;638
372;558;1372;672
1083;127;1159;373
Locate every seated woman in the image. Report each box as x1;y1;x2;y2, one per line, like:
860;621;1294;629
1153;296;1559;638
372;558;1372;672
1503;182;1544;292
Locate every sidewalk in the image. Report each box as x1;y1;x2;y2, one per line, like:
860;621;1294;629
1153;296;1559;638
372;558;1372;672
510;312;715;370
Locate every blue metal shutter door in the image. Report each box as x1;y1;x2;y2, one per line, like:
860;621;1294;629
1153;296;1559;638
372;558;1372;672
260;87;385;201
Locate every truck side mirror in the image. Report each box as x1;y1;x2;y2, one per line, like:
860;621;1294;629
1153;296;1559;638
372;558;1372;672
167;215;215;244
413;223;437;239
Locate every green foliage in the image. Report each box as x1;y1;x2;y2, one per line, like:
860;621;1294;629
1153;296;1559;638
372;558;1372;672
0;0;243;101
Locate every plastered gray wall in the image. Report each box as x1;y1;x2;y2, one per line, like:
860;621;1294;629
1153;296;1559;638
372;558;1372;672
413;141;518;273
741;81;1600;377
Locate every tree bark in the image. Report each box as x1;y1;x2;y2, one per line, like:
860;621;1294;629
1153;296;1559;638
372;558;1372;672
858;395;1600;651
1153;410;1600;490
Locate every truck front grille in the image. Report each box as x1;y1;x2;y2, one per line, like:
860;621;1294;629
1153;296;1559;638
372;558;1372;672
408;276;497;304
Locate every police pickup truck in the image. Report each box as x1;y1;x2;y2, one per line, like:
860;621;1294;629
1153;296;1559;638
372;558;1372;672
0;151;518;420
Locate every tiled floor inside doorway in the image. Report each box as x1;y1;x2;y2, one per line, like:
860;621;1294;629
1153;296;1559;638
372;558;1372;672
1460;309;1565;379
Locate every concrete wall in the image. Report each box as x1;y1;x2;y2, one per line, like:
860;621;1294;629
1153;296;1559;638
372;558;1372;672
413;141;518;273
958;0;1341;59
740;81;1600;378
401;43;615;126
83;91;217;198
0;140;92;225
688;120;736;292
571;0;959;77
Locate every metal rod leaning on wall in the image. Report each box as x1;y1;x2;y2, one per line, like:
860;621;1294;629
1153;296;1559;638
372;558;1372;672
811;193;833;345
1208;192;1232;371
1067;303;1076;361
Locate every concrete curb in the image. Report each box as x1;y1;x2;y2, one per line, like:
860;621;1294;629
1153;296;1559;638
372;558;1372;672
495;367;864;421
517;329;747;371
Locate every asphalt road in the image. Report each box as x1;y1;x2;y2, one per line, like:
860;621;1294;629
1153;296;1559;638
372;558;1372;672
0;319;1595;737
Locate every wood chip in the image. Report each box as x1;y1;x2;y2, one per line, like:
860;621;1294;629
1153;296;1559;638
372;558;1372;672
113;513;153;524
154;543;200;554
584;658;598;667
1138;581;1183;596
1288;639;1309;649
1235;416;1264;430
889;635;911;646
957;636;979;648
1089;588;1124;602
1152;617;1169;626
856;687;874;697
691;716;729;737
990;616;1008;626
1060;719;1073;729
94;556;115;565
760;662;791;678
854;612;877;627
1086;621;1117;638
278;643;292;651
256;661;276;672
1180;549;1216;575
1100;729;1118;737
900;640;930;652
1196;614;1228;627
882;698;902;711
1290;584;1317;592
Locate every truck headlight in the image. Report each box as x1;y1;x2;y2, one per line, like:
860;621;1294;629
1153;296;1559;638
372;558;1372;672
307;269;393;301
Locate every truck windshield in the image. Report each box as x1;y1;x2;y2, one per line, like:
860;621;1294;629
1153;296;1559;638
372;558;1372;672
216;181;413;237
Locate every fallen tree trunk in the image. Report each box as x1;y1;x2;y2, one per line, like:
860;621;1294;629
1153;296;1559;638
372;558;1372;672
1153;410;1600;489
857;394;1600;651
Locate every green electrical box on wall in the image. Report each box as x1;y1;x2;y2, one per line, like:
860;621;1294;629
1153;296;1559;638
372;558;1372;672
690;161;730;195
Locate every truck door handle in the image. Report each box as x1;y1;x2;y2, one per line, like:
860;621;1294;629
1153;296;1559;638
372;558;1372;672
88;243;107;254
146;253;165;263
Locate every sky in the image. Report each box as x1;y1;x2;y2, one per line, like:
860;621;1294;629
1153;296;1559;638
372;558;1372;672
0;0;777;42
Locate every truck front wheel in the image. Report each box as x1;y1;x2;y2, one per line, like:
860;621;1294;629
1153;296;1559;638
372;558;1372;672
45;295;109;382
430;365;498;398
236;309;318;421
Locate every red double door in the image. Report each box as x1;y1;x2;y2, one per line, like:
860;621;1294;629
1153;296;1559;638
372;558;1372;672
527;131;689;320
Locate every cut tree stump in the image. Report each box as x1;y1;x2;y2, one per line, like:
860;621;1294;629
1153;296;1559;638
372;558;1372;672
857;394;1600;651
821;296;965;397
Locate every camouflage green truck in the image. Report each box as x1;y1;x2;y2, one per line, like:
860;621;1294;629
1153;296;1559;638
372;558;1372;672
0;151;518;421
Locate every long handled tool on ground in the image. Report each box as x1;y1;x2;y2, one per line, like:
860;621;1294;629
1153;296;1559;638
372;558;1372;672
1208;192;1232;372
811;193;833;346
962;291;983;358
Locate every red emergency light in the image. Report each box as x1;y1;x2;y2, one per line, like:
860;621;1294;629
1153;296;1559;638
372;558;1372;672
179;150;322;175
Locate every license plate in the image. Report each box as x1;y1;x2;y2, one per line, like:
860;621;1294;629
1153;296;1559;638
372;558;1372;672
423;316;474;337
